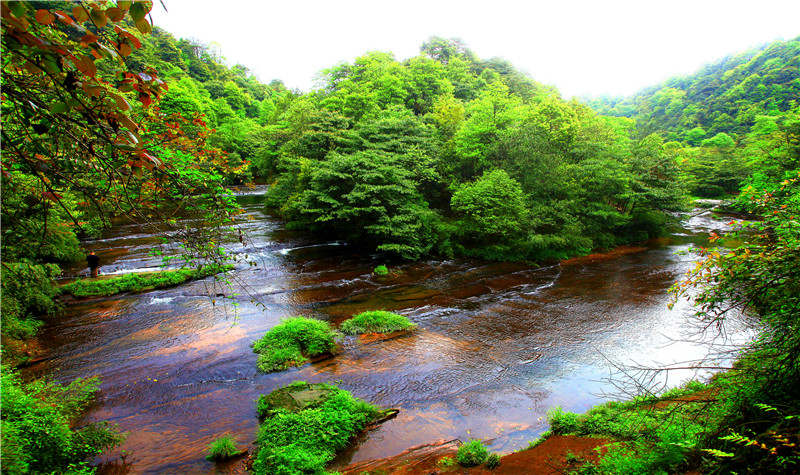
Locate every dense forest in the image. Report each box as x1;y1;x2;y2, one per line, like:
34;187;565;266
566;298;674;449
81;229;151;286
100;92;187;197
1;1;798;474
255;42;687;261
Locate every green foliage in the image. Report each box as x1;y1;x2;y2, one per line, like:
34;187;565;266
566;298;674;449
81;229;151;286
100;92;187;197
1;172;85;264
437;456;456;468
262;40;683;263
269;149;440;260
456;439;489;467
545;384;710;474
0;367;124;474
373;264;389;276
486;453;501;469
1;262;60;341
253;382;383;475
252;317;340;372
451;169;527;245
206;435;242;461
340;310;416;335
60;265;233;298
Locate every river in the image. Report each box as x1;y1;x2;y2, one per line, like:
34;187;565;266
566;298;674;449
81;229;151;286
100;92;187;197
25;189;752;474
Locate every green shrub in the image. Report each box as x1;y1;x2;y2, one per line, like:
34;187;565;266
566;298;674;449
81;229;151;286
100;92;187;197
373;264;389;276
486;452;501;469
0;366;124;474
60;264;232;297
547;406;581;434
1;262;60;341
253;382;383;475
437;456;456;468
457;439;489;467
252;317;339;372
206;434;242;461
340;310;416;335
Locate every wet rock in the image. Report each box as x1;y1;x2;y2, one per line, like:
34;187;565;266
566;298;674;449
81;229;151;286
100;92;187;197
256;382;339;419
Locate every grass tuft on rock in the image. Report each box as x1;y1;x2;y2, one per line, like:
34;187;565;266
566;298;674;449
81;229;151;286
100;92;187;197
253;381;385;475
252;317;339;372
206;434;243;461
340;310;416;335
457;439;489;467
60;264;232;297
373;264;389;276
486;452;501;469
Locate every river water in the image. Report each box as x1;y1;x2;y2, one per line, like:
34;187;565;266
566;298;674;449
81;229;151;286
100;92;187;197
26;190;751;474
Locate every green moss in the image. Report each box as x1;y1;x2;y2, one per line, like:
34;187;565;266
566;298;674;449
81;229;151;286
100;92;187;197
373;265;389;276
340;310;416;335
253;382;385;475
206;435;243;461
59;264;233;297
252;317;340;373
457;439;489;467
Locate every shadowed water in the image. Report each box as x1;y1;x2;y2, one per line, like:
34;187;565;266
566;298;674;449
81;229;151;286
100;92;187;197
25;190;752;473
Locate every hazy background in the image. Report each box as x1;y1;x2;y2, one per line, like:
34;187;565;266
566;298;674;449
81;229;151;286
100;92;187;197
151;0;800;98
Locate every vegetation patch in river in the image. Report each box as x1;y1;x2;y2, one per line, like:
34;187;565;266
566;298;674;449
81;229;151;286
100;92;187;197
340;310;417;335
205;434;244;462
373;264;389;276
252;317;340;373
254;381;396;475
59;264;233;298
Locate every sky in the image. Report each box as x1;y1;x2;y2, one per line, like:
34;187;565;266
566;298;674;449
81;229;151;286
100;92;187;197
151;0;800;99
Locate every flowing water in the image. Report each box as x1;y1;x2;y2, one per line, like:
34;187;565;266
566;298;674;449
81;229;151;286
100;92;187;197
26;190;752;474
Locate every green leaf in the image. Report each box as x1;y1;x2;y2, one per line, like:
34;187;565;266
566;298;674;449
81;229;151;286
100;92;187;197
49;102;69;114
129;2;147;21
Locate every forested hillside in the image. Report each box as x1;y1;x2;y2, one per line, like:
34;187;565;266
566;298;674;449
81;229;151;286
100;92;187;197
586;37;800;198
123;25;296;182
587;37;800;140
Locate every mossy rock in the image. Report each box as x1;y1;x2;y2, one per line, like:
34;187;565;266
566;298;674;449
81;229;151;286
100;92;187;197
257;382;339;419
256;381;399;423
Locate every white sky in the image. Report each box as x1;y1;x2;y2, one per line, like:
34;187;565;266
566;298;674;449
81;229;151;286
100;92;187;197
151;0;800;99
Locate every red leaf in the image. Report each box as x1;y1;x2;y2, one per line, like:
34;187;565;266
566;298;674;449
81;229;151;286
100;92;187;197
53;10;74;24
138;93;152;107
35;9;55;25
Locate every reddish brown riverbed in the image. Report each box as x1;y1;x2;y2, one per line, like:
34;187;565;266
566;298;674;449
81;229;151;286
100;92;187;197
25;190;751;473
